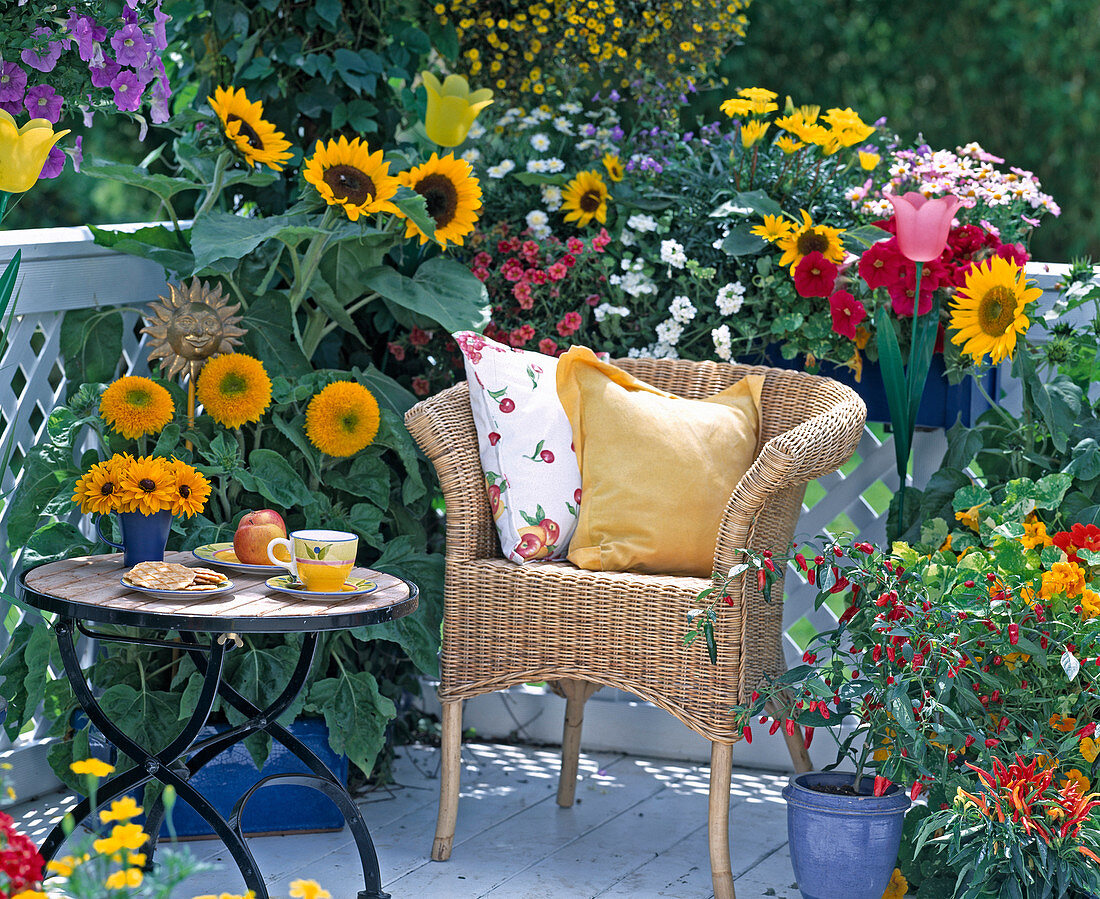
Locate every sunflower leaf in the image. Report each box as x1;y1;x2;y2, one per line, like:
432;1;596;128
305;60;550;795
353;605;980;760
391;186;435;242
363;257;489;334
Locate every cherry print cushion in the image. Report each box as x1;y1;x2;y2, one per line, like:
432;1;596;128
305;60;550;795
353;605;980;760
454;331;581;563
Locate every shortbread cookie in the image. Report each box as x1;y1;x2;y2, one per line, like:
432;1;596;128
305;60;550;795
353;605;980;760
126;561;195;591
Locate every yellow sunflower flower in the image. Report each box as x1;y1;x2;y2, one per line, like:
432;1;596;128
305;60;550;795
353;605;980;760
740;120;770;149
305;381;381;457
750;214;794;243
117;456;175;515
561;170;609;228
303;137;399;221
949;256;1039;366
168;459;211;518
208;86;293;171
99;376;174;439
776;210;846;273
601;152;624;182
73;460;123;515
196;354;272;429
397;153;482;248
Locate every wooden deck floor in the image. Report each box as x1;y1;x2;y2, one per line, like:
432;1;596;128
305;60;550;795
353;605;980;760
13;741;799;898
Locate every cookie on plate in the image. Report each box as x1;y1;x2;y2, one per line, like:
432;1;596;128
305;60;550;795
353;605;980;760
125;561;195;591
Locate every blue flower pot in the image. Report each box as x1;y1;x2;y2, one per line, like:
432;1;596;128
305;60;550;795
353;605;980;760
783;771;911;899
96;509;172;566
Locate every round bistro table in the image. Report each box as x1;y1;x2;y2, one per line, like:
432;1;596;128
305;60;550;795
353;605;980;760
19;551;420;899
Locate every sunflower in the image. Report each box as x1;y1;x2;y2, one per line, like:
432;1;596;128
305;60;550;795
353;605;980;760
397;153;482;248
601;153;624;182
949;256;1039;365
561;170;609;228
302;137;399;221
73;460;123;515
99;376;174;439
117;456;175;515
776;209;846;273
750;214;794;243
195;353;271;429
208;86;293;171
168;459;211;518
304;381;381;457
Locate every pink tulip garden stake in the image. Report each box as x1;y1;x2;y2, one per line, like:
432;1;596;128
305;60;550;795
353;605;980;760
875;191;962;530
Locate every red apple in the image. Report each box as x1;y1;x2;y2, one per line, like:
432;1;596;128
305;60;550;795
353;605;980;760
538;518;560;545
488;485;504;521
514;525;548;560
233;509;287;565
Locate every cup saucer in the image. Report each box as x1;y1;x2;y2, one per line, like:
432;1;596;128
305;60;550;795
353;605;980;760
264;574;378;600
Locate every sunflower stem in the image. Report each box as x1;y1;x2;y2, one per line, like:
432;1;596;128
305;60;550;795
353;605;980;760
288;208;337;315
195;151;233;218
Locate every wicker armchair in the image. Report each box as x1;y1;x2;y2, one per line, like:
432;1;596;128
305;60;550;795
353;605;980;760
404;358;866;899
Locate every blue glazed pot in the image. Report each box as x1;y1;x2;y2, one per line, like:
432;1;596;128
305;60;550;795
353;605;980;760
783;771;911;899
96;509;172;566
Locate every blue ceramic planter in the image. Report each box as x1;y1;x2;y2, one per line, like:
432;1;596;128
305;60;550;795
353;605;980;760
96;509;172;566
783;771;911;899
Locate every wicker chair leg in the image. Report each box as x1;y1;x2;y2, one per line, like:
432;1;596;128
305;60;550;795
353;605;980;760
432;699;463;862
709;741;736;899
556;678;600;808
765;697;813;773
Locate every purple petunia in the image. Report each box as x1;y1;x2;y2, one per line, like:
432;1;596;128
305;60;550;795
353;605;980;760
0;98;24;116
111;23;151;68
610;125;624;142
72;136;84;172
39;145;67;180
152;1;170;52
0;62;28;103
110;68;144;112
89;57;121;89
68;13;109;62
20;27;65;74
24;83;64;123
149;71;171;124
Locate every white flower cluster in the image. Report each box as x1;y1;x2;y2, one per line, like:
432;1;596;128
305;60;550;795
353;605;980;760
467;121;487;141
609;258;657;299
593;302;631;323
530;133;550;152
552;116;572;134
461;148;481;164
715;282;746;315
655;319;683;346
526;210;552;239
669;295;696;323
711;324;733;361
487;159;516;179
541;185;563;211
627;213;659;232
659;239;687;270
526;158;565;174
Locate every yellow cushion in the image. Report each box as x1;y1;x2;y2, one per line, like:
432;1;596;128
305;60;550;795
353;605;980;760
556;347;764;577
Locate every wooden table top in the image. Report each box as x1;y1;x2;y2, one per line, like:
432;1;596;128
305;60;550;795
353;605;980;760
20;552;418;634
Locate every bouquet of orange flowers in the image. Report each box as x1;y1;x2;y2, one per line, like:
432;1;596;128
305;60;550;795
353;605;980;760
72;453;210;518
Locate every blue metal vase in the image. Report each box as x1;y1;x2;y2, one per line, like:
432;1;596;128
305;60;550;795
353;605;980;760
783;771;911;899
96;509;173;566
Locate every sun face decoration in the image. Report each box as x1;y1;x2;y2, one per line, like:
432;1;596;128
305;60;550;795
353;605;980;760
142;279;247;384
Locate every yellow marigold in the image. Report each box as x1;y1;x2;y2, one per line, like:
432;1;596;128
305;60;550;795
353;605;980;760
99;795;143;824
955;503;987;532
882;867;908;899
1050;713;1078;733
196;353;272;429
1082;588;1100;619
104;868;144;890
117;455;175;515
1061;769;1091;794
1020;516;1052;550
99;376;174;439
70;758;115;778
305;381;381;457
1041;560;1088;601
289;881;331;899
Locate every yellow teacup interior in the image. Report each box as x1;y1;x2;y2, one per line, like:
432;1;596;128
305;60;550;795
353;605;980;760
295;559;354;592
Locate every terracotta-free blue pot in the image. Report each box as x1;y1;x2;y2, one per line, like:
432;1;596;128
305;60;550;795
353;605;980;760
783;771;911;899
96;509;172;566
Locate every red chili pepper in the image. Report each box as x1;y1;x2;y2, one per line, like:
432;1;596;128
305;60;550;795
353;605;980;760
1008;623;1019;645
769;719;780;736
803;726;814;749
742;726;753;744
795;553;807;571
807;569;816;586
985;738;1000;748
757;569;767;591
829;576;850;594
751;690;759;704
965;735;976;748
873;775;890;797
785;718;796;737
910;782;923;800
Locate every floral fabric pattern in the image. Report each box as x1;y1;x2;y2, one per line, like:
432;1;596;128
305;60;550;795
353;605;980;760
455;330;580;563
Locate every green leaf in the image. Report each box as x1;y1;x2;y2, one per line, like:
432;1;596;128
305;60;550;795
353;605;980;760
1071;504;1100;527
953;484;992;512
60;308;124;385
20;625;53;736
354;365;419;416
240;292;313;379
392;186;436;242
1018;348;1081;453
310;274;366;345
0;251;20;320
89;225;196;277
944;419;984;471
307;670;396;777
373;410;426;504
1034;472;1073;509
734;190;783;218
98;684;181;766
843;224;890;249
349;502;386;549
79;159;202;202
221;641;302;767
364;257;490;334
7;442;80;545
270;412;323;483
190;212;324;274
1065;439;1100;481
874;305;911;475
721;226;768;256
24;522;98;567
326;452;392;509
239;449;315;510
512;172;569;187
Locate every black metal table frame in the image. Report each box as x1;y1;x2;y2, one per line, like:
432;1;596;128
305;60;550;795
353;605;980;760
37;617;391;899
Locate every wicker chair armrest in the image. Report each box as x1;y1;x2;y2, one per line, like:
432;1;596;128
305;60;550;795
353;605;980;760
404;382;499;562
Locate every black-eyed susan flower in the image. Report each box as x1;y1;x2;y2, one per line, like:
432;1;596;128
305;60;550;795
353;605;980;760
117;456;175;515
304;381;381;457
601;153;623;182
397;153;482;248
561;170;609;228
168;459;211;518
949;256;1039;365
208;86;293;171
776;210;846;274
750;214;794;243
195;353;272;429
73;460;123;515
303;137;399;222
99;376;174;439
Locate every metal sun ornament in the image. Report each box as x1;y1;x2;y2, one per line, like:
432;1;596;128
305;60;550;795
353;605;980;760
142;278;246;384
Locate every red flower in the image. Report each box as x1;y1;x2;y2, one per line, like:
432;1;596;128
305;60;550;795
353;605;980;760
512;281;535;309
547;261;568;281
858;238;904;289
592;227;611;251
829;290;867;339
409;327;431;347
886;264;936;317
567;237;585;254
793;251;838;298
556;311;582;337
387;342;406;362
510;324;536;346
411;376;431;396
539;338;558;355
